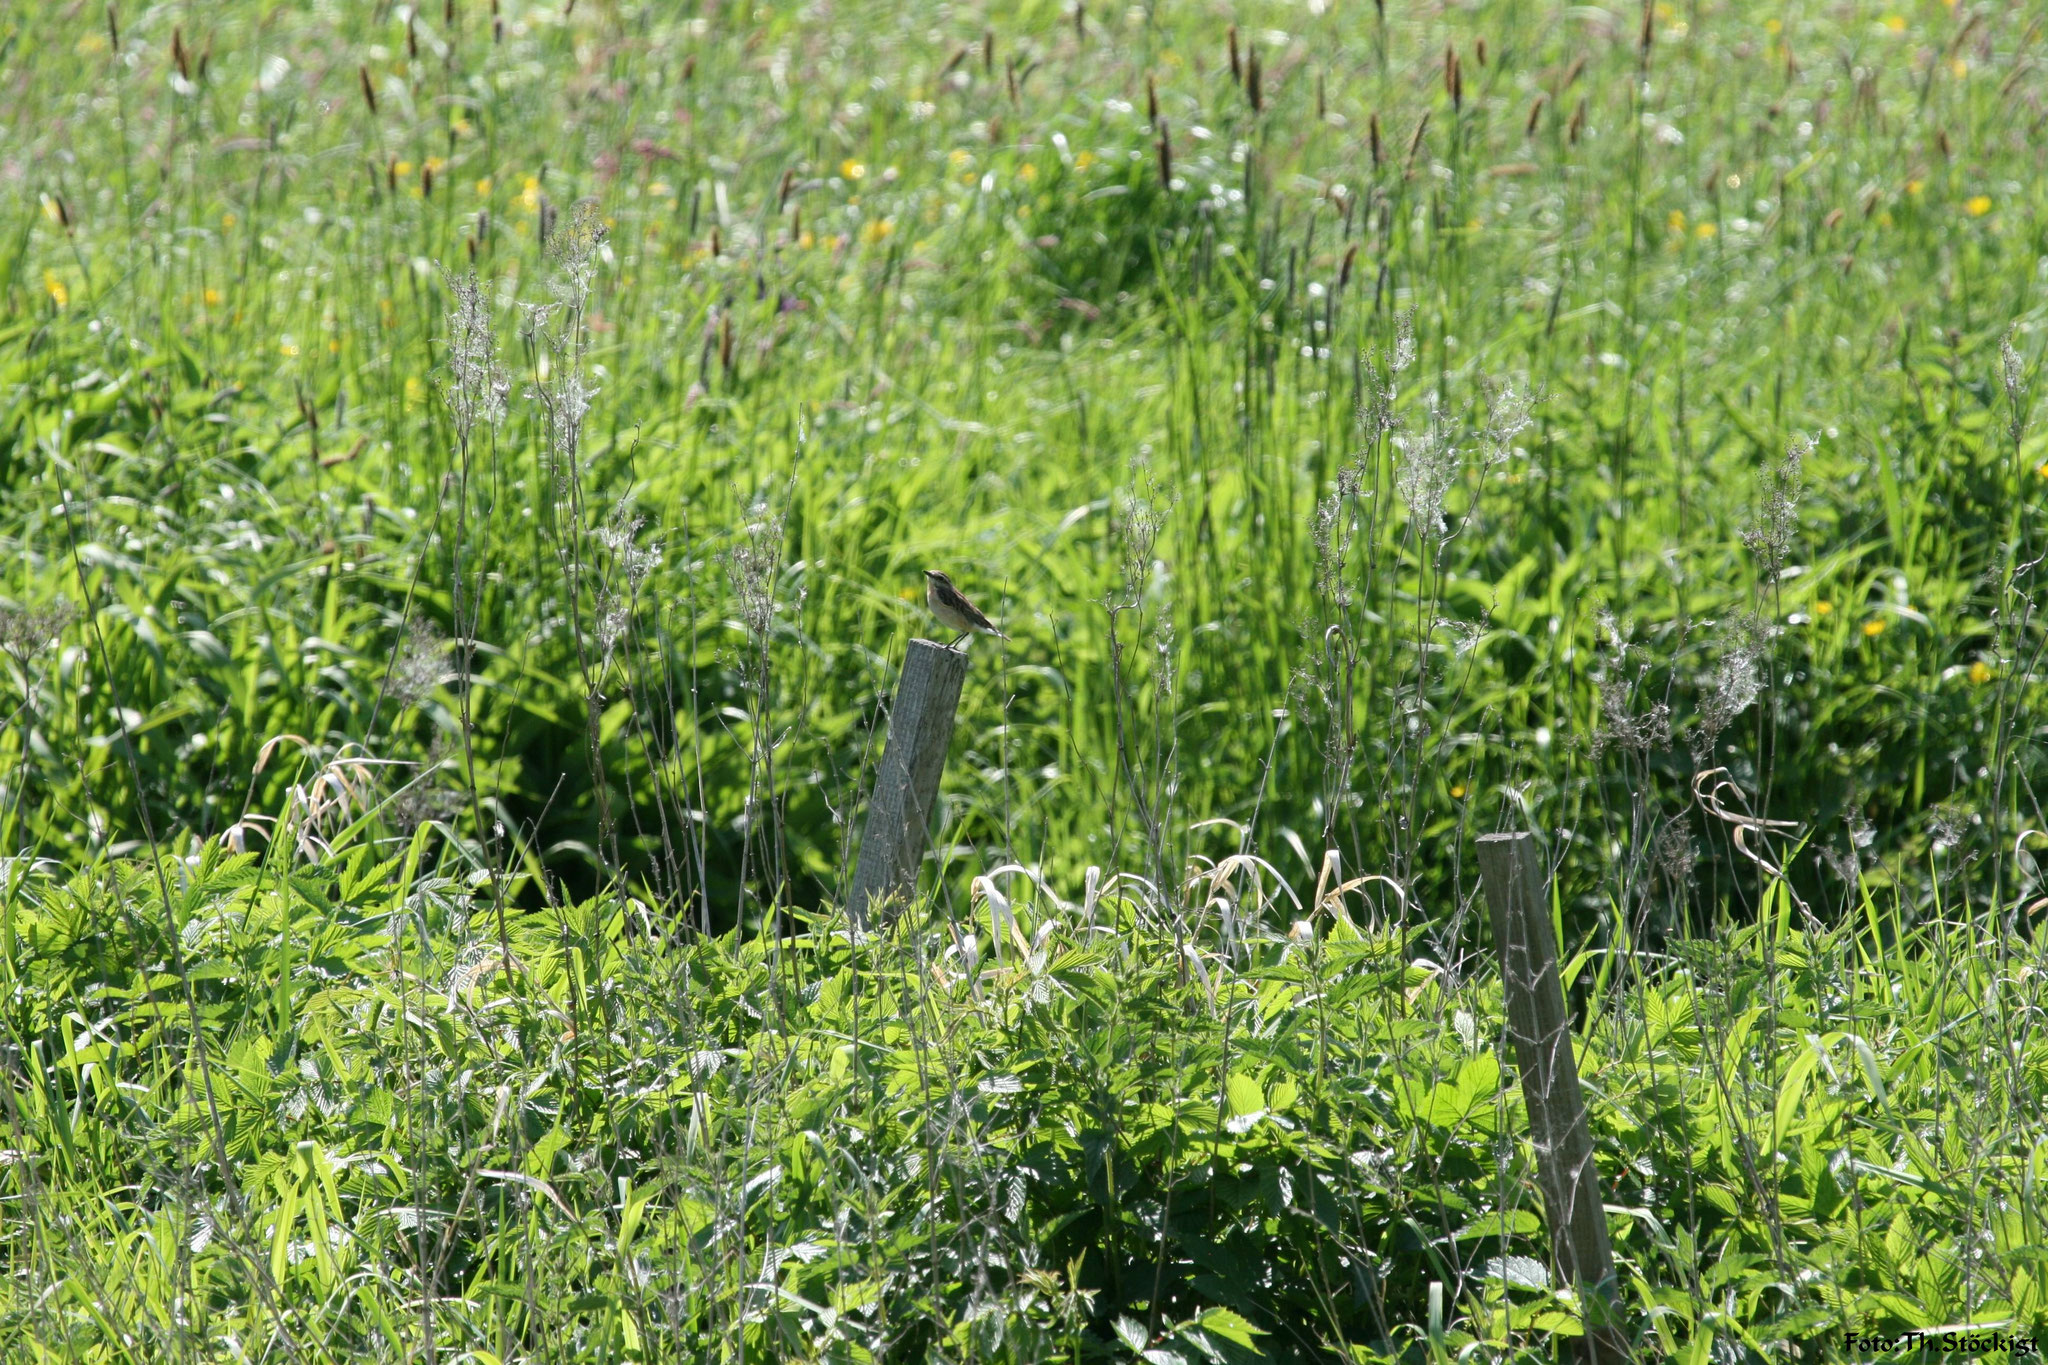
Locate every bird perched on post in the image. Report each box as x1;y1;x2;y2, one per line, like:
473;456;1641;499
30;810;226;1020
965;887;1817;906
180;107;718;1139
923;569;1007;647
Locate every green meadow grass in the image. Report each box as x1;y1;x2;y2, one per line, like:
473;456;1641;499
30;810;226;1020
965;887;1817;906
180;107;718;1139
3;0;2047;1358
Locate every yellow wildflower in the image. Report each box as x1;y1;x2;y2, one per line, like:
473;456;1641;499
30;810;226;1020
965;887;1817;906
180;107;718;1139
222;212;238;229
860;217;895;244
1694;222;1717;239
43;272;68;308
521;176;541;212
203;287;222;306
475;177;493;196
1969;661;1993;685
1862;618;1887;637
841;159;866;180
279;337;299;357
1965;195;1992;217
1449;784;1466;799
1764;19;1781;35
395;160;414;177
1668;209;1687;234
1950;57;1968;79
1019;163;1037;182
1881;15;1905;32
1814;600;1833;616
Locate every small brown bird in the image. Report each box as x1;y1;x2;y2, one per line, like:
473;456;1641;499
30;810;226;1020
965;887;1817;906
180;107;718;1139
923;569;1007;647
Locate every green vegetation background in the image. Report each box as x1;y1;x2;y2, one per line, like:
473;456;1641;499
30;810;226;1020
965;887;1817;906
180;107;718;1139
3;0;2047;1359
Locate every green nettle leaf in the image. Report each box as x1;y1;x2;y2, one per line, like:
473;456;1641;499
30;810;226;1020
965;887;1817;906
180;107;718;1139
1224;1072;1265;1120
1195;1306;1266;1350
1482;1255;1549;1291
1114;1315;1151;1352
1454;1052;1500;1108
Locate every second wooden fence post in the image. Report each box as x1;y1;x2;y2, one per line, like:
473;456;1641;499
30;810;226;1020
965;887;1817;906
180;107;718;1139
848;639;970;929
1477;831;1633;1364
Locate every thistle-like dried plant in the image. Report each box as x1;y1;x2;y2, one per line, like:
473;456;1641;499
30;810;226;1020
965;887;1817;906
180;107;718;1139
0;598;75;664
439;269;509;442
1592;612;1671;757
386;619;448;710
1691;613;1773;762
1740;436;1809;582
2003;328;2029;451
1395;395;1458;540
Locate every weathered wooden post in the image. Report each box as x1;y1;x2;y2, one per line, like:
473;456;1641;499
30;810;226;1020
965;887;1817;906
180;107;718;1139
848;639;970;929
1477;832;1632;1364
